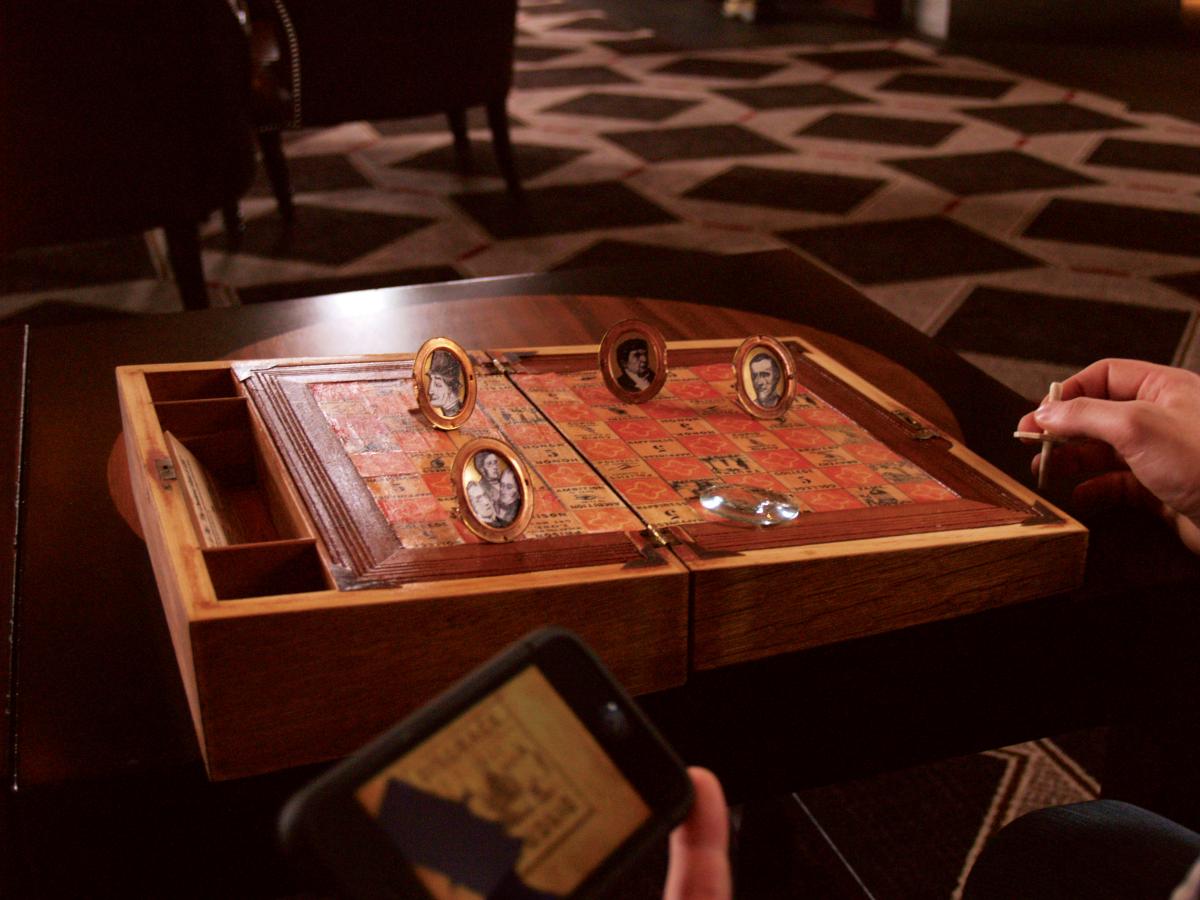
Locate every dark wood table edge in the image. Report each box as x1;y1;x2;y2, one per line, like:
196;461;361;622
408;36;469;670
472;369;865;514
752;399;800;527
1;324;29;883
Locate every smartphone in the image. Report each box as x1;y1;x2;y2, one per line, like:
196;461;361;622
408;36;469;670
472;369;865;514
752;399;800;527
279;627;694;899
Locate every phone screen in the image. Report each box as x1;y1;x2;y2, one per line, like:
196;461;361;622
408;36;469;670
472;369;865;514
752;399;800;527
353;664;652;899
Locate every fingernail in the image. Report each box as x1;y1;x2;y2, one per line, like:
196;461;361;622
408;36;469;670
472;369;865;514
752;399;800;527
1034;404;1057;423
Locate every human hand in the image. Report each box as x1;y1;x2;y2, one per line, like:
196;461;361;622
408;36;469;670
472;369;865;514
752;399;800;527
663;767;731;900
1016;359;1200;554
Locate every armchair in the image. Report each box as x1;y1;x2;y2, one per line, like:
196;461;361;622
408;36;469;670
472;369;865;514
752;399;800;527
245;0;522;219
0;0;256;310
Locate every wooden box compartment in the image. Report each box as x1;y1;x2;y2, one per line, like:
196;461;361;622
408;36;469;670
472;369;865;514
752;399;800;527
117;342;1085;780
118;363;689;780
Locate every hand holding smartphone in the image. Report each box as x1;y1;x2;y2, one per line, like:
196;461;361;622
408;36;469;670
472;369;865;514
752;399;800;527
280;628;694;899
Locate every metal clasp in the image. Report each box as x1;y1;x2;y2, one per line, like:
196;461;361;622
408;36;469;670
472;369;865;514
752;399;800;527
641;525;677;548
892;409;937;440
155;457;177;485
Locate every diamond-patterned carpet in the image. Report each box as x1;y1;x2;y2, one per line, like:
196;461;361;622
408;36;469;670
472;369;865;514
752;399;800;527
6;3;1192;894
4;0;1199;400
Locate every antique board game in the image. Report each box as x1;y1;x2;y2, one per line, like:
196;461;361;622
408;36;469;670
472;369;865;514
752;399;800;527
117;336;1086;779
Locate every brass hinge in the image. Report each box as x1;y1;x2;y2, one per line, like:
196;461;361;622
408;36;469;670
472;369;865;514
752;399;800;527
642;524;677;548
155;457;177;485
892;409;938;440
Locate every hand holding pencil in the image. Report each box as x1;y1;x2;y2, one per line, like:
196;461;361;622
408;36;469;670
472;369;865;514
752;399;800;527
1015;359;1200;555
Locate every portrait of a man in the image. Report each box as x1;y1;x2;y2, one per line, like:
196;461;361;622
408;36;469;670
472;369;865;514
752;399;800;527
426;350;464;417
476;451;503;502
493;469;520;528
615;338;654;392
748;350;782;409
465;480;500;528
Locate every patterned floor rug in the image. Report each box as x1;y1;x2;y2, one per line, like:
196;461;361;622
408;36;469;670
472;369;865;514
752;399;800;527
3;0;1199;401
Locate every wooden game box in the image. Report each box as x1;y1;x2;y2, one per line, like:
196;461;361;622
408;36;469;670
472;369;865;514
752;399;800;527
117;337;1086;780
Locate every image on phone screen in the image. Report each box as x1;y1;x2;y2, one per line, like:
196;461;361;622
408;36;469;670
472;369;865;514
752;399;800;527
353;665;651;899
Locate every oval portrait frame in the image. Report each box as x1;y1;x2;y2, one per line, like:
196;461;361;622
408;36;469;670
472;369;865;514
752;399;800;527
733;335;796;419
413;337;477;430
452;438;534;543
598;319;668;404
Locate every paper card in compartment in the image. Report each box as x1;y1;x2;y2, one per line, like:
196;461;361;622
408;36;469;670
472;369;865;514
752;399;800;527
165;431;242;548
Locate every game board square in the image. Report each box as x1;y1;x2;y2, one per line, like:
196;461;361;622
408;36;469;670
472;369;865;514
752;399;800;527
935;285;1190;366
877;73;1016;100
647;456;716;480
204;204;434;266
1024;197;1200;257
618;477;683;505
538;401;599;421
721;472;789;492
824;464;887;488
804;489;865;512
514;66;637;90
653;57;787;81
716;82;872;110
576;438;637;461
750;448;807;472
795;49;938;71
452;180;677;239
887;150;1098;195
962;102;1136;135
706;413;765;433
684;164;886;214
796;112;960;147
392;140;588;180
608;418;671;441
604;124;792;163
1085;137;1200;176
641;399;695;419
574;507;641;532
770;427;834;450
668;380;722;400
352;452;417;478
539;462;604;488
540;91;700;122
779;216;1041;284
678;433;740;457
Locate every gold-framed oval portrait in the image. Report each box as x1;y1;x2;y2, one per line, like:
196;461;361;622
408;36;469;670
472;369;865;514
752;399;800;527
452;438;534;542
598;319;668;404
413;337;477;430
733;336;796;419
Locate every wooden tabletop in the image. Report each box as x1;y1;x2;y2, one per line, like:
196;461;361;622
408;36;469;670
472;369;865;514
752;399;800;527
10;251;1199;896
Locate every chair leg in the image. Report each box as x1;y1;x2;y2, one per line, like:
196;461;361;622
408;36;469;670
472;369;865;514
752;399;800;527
257;129;295;220
446;108;473;173
486;97;522;197
162;221;209;311
221;200;244;250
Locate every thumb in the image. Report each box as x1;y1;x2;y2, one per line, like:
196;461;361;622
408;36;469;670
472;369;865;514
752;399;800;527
1034;397;1143;456
664;768;731;900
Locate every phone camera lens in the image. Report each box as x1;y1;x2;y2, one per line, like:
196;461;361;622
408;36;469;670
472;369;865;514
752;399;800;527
599;701;629;738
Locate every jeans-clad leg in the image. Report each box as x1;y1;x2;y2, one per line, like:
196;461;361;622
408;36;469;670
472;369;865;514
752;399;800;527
963;799;1200;900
